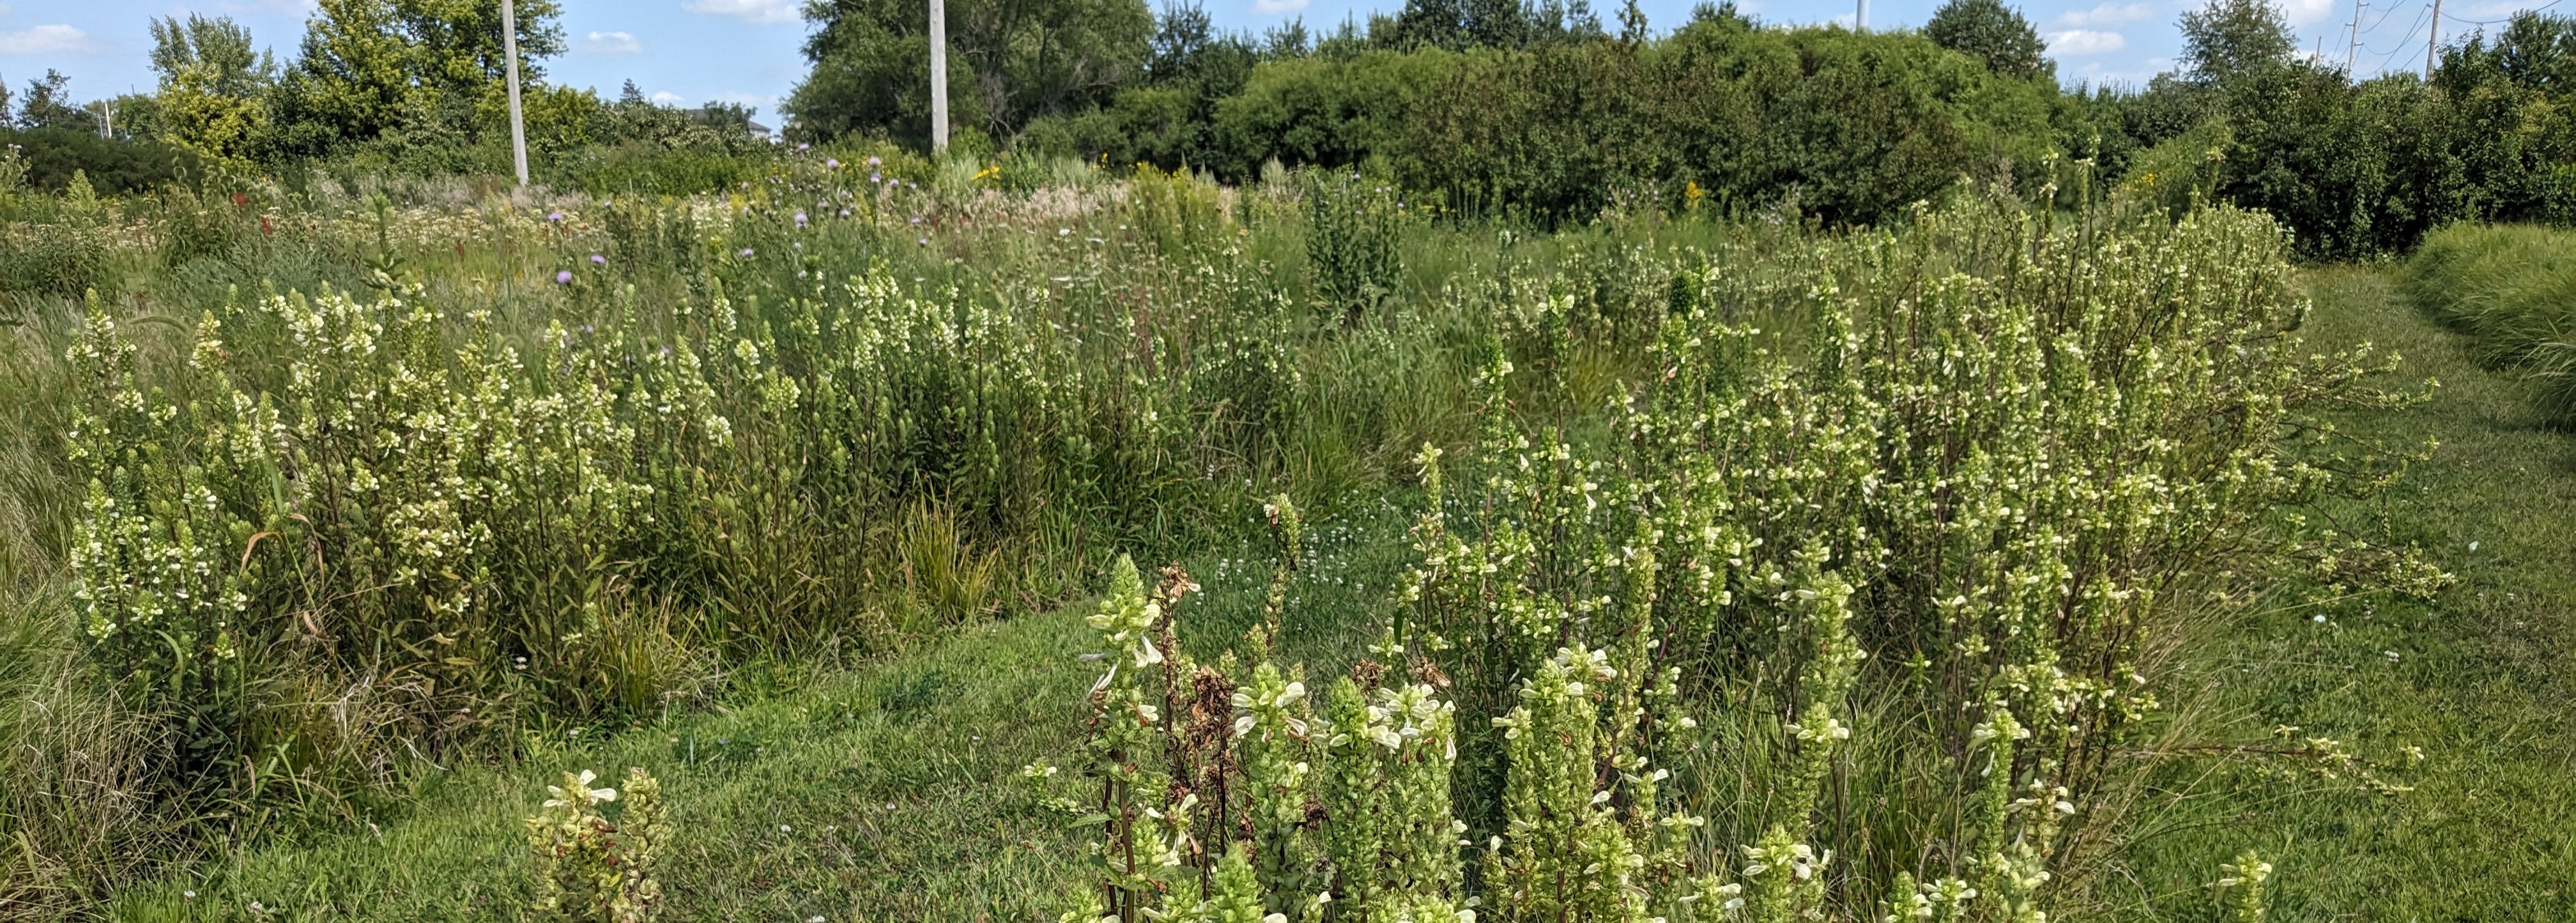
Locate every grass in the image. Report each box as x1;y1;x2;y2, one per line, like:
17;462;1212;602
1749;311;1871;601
2106;267;2576;920
2404;223;2576;420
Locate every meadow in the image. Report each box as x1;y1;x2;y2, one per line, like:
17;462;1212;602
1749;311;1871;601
1;151;2565;922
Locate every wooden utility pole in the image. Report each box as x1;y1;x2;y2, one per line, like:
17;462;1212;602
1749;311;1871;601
2345;0;2362;73
930;0;949;153
503;0;530;187
2426;0;2444;80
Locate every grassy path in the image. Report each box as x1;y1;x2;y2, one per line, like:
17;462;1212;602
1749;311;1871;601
2113;268;2576;920
112;611;1100;922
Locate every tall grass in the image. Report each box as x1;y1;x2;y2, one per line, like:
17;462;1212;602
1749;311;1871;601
2404;223;2576;420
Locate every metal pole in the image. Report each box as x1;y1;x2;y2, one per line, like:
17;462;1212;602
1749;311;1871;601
503;0;530;187
1856;0;1868;30
2426;0;2443;80
2345;0;2361;74
930;0;949;153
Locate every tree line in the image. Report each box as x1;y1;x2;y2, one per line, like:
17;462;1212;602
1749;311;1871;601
12;0;2576;253
788;0;2576;251
3;1;769;194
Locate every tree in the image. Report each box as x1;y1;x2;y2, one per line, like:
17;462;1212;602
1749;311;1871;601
151;15;277;161
269;0;565;155
19;71;96;132
792;0;1151;145
2180;0;2294;84
1926;0;2048;79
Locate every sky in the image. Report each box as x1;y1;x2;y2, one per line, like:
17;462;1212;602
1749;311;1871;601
1;0;2568;121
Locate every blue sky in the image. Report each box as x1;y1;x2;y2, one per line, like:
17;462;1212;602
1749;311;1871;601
1;0;2564;119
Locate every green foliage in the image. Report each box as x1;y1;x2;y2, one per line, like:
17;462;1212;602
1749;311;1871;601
1397;23;2060;224
16;71;96;133
1926;0;2048;79
793;0;1154;142
150;14;279;162
2179;0;2296;84
0;128;199;195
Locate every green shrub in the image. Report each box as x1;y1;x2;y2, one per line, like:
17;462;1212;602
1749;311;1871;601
0;128;202;195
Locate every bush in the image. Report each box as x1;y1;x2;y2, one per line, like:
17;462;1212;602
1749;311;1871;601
0;128;203;195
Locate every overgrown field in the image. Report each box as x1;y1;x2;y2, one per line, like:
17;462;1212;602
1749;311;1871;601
3;156;2545;922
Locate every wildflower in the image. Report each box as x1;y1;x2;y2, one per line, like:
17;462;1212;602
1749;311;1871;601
795;211;809;228
739;248;755;258
827;158;841;169
867;155;882;167
546;211;564;222
542;769;617;807
555;270;573;284
590;254;606;265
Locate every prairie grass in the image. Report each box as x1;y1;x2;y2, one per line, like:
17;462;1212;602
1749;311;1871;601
2404;223;2576;420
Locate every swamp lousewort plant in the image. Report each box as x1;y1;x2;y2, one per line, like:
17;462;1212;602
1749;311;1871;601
526;767;670;923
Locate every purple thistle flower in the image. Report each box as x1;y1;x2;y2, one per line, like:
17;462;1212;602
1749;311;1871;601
590;254;607;265
739;248;755;258
794;211;808;228
867;156;882;167
556;270;574;284
826;158;841;169
547;211;564;222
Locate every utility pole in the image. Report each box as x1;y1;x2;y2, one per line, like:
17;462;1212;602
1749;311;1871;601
96;98;114;139
503;0;530;187
2345;0;2362;74
930;0;949;153
1857;0;1868;31
2426;0;2444;80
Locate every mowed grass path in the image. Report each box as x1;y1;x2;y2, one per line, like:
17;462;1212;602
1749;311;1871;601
2117;268;2576;920
111;611;1100;922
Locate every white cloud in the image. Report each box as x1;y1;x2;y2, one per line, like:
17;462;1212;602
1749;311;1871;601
2048;29;2128;56
682;0;801;25
0;24;97;55
2275;0;2340;26
580;31;643;55
2052;3;2159;28
1252;0;1309;13
651;91;685;104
